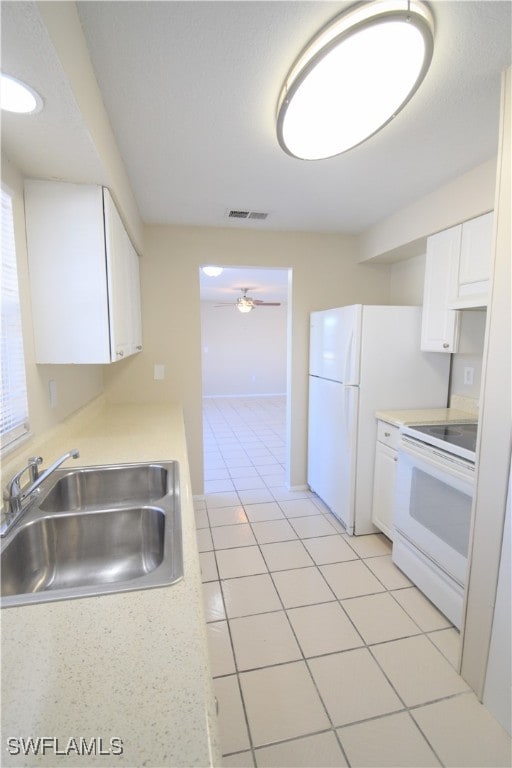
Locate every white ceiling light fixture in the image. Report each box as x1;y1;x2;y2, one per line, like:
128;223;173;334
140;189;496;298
276;0;434;161
236;295;255;313
1;73;43;114
202;266;224;277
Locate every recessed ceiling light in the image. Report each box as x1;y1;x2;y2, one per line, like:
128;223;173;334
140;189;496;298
1;73;43;114
202;266;224;277
276;0;434;160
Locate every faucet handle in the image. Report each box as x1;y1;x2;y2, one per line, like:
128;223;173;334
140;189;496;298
27;456;43;481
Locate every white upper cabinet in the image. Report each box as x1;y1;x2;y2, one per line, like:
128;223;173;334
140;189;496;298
449;211;494;309
421;211;493;352
421;225;461;352
24;180;142;364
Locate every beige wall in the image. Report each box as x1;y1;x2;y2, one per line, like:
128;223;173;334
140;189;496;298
104;225;392;493
1;153;103;463
389;253;425;305
201;300;288;397
359;158;497;262
37;1;144;253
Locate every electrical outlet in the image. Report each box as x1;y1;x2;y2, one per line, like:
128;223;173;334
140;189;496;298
464;367;474;386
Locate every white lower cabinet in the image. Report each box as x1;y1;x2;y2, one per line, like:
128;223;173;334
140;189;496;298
24;180;142;364
371;421;399;540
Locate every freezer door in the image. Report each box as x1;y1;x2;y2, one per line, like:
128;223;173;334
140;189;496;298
309;305;362;383
307;376;358;532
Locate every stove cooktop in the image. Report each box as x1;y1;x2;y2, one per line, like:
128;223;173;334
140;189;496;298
402;422;478;462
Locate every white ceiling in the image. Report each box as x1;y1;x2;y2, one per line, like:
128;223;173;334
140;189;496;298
1;0;511;302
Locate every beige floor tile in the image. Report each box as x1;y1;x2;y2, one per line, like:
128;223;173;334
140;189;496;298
222;574;282;618
193;497;206;510
260;540;314;571
255;731;348;767
196;527;214;552
216;546;268;579
391;586;453;631
303;535;359;565
309;648;403;726
238;488;275;505
278;498;322;518
270;487;311;503
212;524;257;550
338;711;441;767
251;519;298;544
206;620;236;677
206;491;242;508
371;635;469;706
363;554;412;589
199;550;218;582
232;476;267;491
289;515;337;539
345;533;391;558
323;514;347;534
209;505;248;527
202;580;226;622
245;502;284;523
287;602;363;657
411;692;512;767
222;752;255;767
272;567;335;608
230;611;301;670
320;560;386;599
427;627;461;668
240;661;330;746
195;508;209;529
213;675;251;755
341;592;421;644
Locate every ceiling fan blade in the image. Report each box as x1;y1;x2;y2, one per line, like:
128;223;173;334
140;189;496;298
252;300;281;306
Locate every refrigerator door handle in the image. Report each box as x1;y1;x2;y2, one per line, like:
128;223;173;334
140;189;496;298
343;329;353;385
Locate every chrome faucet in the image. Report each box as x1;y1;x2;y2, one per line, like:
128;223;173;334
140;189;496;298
1;449;80;537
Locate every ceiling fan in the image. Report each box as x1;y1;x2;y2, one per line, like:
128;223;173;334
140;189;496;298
216;288;281;313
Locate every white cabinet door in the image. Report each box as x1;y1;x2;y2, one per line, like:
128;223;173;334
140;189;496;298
371;429;398;540
25;181;111;364
450;212;493;308
24;181;143;365
421;226;461;353
104;190;132;362
127;238;143;354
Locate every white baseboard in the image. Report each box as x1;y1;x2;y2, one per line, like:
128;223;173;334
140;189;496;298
202;393;286;399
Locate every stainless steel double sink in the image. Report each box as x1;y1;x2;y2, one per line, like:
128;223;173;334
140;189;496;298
0;461;183;608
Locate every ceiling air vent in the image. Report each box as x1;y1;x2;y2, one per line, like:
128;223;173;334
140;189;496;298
227;209;269;221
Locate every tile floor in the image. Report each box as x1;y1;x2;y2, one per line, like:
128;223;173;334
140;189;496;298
195;396;511;768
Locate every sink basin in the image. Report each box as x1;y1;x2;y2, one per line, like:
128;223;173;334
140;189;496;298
39;464;169;512
1;461;182;608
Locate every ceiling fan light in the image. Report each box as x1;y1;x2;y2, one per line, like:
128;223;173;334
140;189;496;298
236;297;254;313
202;266;223;277
276;0;434;160
1;73;43;114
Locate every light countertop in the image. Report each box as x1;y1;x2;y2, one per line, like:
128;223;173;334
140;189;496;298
1;399;220;767
376;407;478;427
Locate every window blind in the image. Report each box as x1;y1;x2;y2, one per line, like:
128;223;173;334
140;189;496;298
1;187;29;450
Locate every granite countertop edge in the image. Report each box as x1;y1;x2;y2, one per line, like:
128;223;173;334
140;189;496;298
1;400;220;768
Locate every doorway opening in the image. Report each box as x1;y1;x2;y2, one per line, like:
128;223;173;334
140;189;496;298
199;265;291;497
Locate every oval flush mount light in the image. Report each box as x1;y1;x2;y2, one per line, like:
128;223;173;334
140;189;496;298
276;0;434;160
202;266;224;277
1;73;43;114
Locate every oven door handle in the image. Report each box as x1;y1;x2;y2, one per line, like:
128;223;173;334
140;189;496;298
399;436;475;478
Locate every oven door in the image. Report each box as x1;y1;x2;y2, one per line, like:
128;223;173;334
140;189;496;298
394;436;475;585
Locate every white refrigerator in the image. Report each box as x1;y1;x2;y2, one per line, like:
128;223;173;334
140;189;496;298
308;305;451;535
